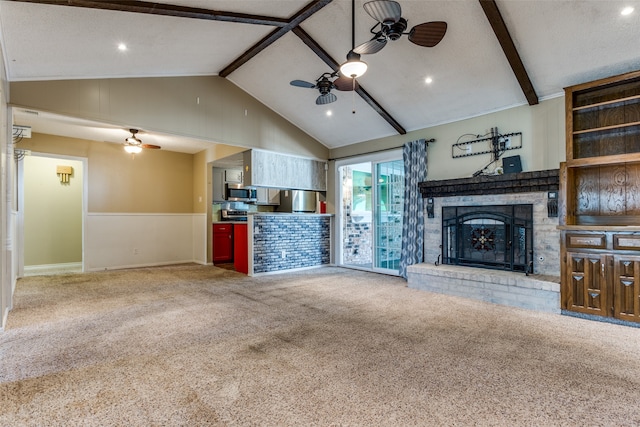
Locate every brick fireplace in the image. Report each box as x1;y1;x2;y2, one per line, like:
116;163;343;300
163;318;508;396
407;170;562;313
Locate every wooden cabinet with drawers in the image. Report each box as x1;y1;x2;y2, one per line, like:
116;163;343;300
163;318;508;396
562;231;640;322
560;70;640;323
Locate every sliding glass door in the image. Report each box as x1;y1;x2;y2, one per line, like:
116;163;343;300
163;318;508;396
338;156;404;275
374;160;404;271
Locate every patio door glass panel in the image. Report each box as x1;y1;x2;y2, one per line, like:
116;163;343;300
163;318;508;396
374;160;404;271
339;159;404;275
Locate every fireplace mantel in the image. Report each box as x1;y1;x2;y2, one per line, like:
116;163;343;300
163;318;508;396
419;169;559;198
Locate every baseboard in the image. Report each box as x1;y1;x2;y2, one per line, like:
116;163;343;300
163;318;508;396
561;310;640;328
23;262;83;276
250;264;329;277
86;259;200;272
1;307;8;331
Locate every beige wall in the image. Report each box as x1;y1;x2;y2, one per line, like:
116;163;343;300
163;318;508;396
18;133;194;213
10;76;329;160
23;155;83;266
329;96;565;181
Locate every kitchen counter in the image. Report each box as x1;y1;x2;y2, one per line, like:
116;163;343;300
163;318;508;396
212;221;248;224
248;212;333;216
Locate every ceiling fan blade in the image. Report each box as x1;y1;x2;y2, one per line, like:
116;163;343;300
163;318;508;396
408;21;448;47
333;76;359;91
363;0;401;24
141;144;161;149
353;37;387;55
290;79;316;88
316;92;337;105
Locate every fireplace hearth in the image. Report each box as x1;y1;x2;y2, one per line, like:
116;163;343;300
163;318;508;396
407;170;561;313
441;204;533;274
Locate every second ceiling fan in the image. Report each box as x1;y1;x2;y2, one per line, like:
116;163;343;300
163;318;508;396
290;72;359;105
353;0;447;55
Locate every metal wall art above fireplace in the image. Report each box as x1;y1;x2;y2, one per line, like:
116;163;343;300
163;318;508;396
441;204;533;274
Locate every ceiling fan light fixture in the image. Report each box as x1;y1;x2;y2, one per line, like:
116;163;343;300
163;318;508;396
124;144;142;154
340;51;368;78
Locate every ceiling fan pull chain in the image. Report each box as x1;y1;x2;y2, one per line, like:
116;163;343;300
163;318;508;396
352;78;356;114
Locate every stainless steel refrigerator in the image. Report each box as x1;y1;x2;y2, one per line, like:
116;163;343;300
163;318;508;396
276;190;317;213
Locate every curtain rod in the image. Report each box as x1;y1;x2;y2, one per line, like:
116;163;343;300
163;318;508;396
328;138;435;162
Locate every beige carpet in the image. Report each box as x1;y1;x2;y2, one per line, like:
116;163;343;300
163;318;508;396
1;264;640;426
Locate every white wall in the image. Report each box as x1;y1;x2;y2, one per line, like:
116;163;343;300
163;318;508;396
1;41;11;330
85;213;207;271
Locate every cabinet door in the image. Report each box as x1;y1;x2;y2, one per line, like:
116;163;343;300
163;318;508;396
613;255;640;322
268;189;281;205
213;225;233;263
234;224;248;274
212;168;225;202
224;169;243;183
564;252;610;316
255;188;281;205
255;187;268;205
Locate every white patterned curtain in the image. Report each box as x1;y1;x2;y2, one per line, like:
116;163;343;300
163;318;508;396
399;139;427;279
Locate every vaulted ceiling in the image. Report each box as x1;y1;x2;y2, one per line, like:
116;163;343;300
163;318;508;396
2;0;640;153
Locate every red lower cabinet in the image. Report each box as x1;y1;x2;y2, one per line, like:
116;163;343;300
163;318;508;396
234;224;248;274
213;224;233;263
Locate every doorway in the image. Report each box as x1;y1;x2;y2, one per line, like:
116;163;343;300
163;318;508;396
337;155;404;275
18;154;86;276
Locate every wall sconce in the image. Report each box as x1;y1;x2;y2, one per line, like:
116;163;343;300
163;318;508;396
427;197;435;218
547;191;558;217
57;165;73;183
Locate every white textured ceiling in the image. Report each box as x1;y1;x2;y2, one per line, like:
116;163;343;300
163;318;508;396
3;0;640;153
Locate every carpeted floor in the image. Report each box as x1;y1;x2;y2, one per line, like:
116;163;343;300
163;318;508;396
1;264;640;426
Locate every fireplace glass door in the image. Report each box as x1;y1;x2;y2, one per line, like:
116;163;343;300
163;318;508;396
339;159;404;275
442;204;533;273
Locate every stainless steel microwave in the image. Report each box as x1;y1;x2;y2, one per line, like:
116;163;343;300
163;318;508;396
224;183;257;202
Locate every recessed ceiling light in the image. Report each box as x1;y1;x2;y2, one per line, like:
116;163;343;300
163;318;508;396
118;43;127;51
326;110;333;117
425;77;433;84
621;6;634;15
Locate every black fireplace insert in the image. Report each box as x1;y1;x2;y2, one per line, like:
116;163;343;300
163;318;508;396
441;204;533;273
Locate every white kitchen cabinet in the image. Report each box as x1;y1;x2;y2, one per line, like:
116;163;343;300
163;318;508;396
243;149;327;191
255;188;281;205
212;168;225;202
224;169;243;183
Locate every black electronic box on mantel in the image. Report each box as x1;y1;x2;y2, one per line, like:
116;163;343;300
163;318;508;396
502;155;522;174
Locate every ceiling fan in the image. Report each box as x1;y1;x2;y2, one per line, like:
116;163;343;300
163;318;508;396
290;72;359;105
123;128;161;154
353;0;447;55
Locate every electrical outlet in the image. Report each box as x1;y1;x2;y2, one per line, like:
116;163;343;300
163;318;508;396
281;250;286;259
133;248;139;255
504;137;512;148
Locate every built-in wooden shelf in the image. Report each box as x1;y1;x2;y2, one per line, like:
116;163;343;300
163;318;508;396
572;94;640;111
572;121;640;136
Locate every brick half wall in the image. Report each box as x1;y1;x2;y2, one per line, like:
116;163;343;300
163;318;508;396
252;215;332;274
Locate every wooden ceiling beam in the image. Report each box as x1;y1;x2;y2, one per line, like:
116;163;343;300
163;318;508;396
219;0;333;77
293;27;406;135
479;0;539;105
8;0;289;26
